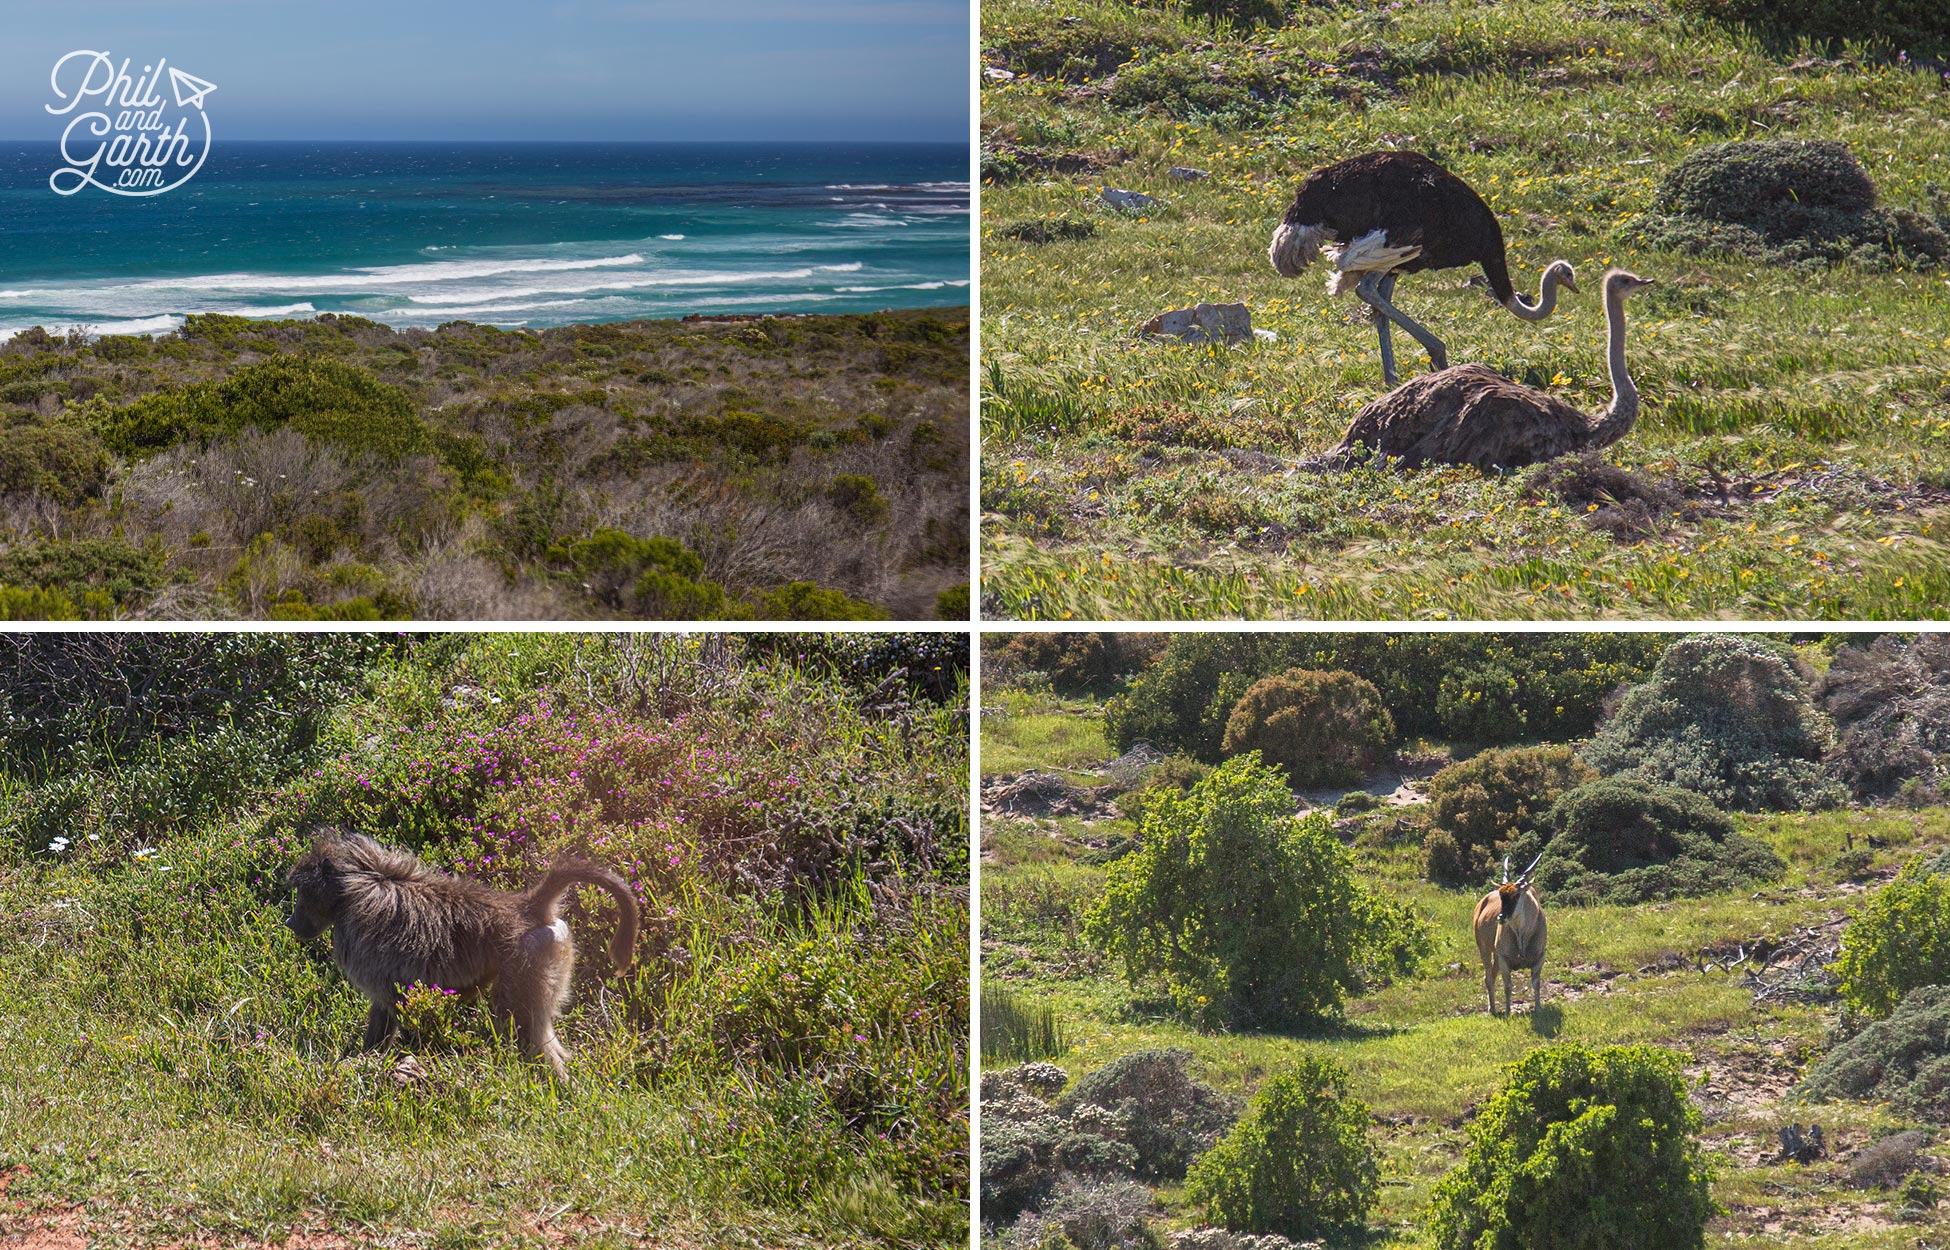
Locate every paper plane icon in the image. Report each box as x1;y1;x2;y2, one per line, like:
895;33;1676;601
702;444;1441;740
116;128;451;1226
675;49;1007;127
168;67;218;110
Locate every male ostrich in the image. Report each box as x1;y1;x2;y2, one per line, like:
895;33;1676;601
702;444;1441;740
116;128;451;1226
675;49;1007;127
1320;268;1656;472
1268;151;1577;384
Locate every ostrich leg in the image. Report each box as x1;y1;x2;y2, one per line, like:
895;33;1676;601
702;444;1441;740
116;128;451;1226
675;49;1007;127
1372;273;1399;385
1356;271;1447;380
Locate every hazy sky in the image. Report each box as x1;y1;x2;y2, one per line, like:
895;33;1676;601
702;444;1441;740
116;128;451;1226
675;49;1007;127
0;0;969;141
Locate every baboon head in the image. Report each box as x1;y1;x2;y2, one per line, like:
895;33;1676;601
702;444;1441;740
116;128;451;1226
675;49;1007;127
286;833;355;941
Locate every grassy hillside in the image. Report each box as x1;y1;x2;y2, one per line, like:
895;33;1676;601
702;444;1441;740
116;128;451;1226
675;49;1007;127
979;0;1950;619
0;633;969;1248
980;647;1950;1247
0;307;968;621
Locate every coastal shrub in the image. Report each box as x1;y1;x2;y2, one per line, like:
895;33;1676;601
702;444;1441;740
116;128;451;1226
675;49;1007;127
936;583;970;620
0;424;111;505
1850;1131;1931;1188
982;1073;1136;1225
1583;634;1840;811
747;632;967;703
1424;746;1596;886
1084;754;1431;1028
1219;669;1393;789
1636;138;1948;270
1057;1049;1240;1181
561;528;735;619
1798;985;1950;1122
106;357;429;459
0;537;167;615
989;633;1167;696
1006;1177;1157;1250
1823;634;1950;803
1185;1058;1378;1240
1676;0;1950;56
828;474;890;526
751;581;888;621
1425;1044;1714;1250
1834;854;1950;1018
1505;778;1783;906
1114;756;1211;826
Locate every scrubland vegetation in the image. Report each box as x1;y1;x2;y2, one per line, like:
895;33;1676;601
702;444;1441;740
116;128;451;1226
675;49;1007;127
982;630;1950;1248
0;307;968;620
0;632;969;1248
980;0;1950;619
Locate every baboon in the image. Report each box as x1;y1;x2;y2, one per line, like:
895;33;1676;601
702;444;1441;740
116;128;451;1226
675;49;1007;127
286;830;639;1082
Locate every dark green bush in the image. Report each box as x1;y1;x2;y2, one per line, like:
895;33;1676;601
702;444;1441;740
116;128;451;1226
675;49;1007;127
0;537;168;616
1084;754;1430;1027
1057;1049;1239;1182
1583;634;1840;811
1424;746;1596;886
936;583;970;620
0;424;110;505
1425;1043;1714;1250
1184;1058;1378;1240
1220;669;1393;789
1676;0;1950;56
989;633;1166;696
106;357;429;459
751;581;889;621
1113;756;1211;826
562;528;735;619
1636;138;1947;270
828;473;891;525
747;632;967;703
1834;853;1950;1017
1798;985;1950;1122
1507;778;1784;906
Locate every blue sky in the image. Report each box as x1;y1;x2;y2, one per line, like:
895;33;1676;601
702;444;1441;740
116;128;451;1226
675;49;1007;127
1;0;969;141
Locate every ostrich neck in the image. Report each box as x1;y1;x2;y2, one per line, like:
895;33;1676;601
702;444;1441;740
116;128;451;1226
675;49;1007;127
1592;285;1638;446
1506;268;1563;322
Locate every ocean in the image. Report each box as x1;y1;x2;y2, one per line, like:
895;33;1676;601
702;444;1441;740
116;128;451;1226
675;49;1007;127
0;141;968;339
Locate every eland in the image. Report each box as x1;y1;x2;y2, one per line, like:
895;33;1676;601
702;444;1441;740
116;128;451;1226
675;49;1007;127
1473;853;1547;1016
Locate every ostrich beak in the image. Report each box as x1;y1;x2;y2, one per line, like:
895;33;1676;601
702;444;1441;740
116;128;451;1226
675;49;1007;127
1563;275;1580;294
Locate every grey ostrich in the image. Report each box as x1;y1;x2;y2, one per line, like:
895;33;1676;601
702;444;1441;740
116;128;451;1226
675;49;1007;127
1269;151;1578;383
1320;268;1656;472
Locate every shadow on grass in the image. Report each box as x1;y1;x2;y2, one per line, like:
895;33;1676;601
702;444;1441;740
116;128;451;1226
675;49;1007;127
1120;997;1408;1042
1529;1004;1565;1038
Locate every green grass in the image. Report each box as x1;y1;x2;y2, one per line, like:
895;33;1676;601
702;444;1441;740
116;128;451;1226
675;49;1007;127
0;635;970;1249
982;689;1115;775
982;684;1950;1247
979;0;1950;620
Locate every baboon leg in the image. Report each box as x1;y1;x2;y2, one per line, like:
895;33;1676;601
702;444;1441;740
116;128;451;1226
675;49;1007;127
497;921;575;1083
356;1001;398;1053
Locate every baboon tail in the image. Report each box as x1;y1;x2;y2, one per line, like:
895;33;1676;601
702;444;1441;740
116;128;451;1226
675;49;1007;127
523;861;641;974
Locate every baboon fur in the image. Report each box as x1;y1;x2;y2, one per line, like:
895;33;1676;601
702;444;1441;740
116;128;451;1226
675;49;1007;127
287;829;639;1082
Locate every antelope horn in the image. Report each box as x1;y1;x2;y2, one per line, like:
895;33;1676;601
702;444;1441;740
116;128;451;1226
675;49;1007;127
1502;855;1511;884
1516;851;1544;883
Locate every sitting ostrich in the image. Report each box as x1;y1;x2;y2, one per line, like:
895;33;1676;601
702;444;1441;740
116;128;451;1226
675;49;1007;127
1318;268;1655;472
1268;151;1578;384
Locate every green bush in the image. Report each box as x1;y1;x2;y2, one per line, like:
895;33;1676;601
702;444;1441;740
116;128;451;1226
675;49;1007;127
562;528;735;619
990;633;1166;696
1113;756;1211;826
1675;0;1950;56
1425;1043;1714;1250
0;537;167;616
1220;669;1393;789
1084;754;1430;1028
1834;853;1950;1018
0;424;110;505
828;473;891;526
751;581;889;621
1507;778;1784;907
1797;984;1950;1122
1583;634;1840;811
1185;1059;1378;1239
936;583;970;620
106;357;429;459
1424;746;1596;886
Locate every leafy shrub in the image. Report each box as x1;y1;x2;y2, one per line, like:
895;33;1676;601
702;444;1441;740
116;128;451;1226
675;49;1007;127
751;581;889;621
983;1072;1136;1225
561;528;735;619
828;474;890;525
1834;854;1950;1017
1583;634;1840;811
1219;669;1393;789
747;631;968;703
936;583;970;620
989;633;1167;696
1850;1130;1931;1188
1006;1177;1157;1250
1823;634;1950;803
1425;1044;1714;1250
1798;985;1950;1122
0;537;169;616
1057;1049;1240;1181
1084;754;1431;1028
0;424;110;505
1184;1058;1379;1240
1424;746;1596;886
1675;0;1950;56
1505;779;1783;906
983;986;1069;1063
1113;756;1211;826
1635;138;1947;270
106;357;429;459
1899;1169;1940;1217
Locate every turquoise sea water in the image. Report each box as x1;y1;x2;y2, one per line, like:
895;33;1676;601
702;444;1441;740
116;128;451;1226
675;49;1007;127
0;141;968;338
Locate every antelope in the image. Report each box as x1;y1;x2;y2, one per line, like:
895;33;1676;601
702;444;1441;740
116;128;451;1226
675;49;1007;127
1473;853;1547;1016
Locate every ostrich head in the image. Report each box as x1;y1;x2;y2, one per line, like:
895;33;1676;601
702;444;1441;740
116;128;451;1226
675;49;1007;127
1604;269;1655;299
1544;260;1579;295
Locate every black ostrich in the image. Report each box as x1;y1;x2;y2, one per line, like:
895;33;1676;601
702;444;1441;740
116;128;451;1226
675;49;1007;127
1268;151;1577;384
